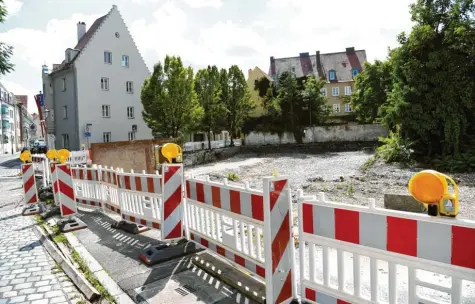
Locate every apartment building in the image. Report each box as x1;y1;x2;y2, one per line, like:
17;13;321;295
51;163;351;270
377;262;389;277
42;5;152;151
0;83;20;154
268;47;367;119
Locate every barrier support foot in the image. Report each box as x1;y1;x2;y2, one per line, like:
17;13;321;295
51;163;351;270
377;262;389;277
40;205;61;220
58;217;88;233
22;203;47;216
111;220;150;234
139;240;203;266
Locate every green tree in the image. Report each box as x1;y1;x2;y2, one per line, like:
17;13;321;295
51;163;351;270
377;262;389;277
194;65;226;150
221;65;254;145
141;55;203;138
383;0;475;157
350;60;393;123
0;1;14;75
256;72;329;143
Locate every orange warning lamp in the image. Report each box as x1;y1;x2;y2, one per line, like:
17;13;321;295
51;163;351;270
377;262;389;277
161;143;182;163
46;149;58;161
408;170;459;217
20;151;31;163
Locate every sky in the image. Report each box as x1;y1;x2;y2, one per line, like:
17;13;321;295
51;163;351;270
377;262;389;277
0;0;415;113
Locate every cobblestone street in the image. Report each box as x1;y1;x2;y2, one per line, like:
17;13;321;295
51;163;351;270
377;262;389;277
0;156;83;304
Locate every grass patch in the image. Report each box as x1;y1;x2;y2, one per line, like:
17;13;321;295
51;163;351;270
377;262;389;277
71;249;115;303
344;183;355;197
361;156;377;172
227;172;240;182
51;225;68;244
34;215;46;225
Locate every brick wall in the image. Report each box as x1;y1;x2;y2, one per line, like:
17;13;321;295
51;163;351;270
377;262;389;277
91;139;173;173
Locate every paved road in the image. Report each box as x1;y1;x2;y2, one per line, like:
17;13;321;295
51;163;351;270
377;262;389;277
0;165;84;304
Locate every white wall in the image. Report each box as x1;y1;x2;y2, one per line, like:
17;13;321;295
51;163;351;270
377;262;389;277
244;124;388;146
75;5;152;146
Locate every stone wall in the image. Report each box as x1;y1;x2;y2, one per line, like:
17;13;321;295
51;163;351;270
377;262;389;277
184;146;241;167
90;139;171;173
244;124;388;146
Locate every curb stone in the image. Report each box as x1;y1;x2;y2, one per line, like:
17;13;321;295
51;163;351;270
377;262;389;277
32;225;100;301
64;229;136;304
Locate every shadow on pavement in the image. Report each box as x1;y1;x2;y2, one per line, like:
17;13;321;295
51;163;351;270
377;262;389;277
0;213;22;222
74;209;253;303
19;240;42;251
0;158;21;168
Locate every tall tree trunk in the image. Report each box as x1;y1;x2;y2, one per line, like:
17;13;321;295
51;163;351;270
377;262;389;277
207;130;212;150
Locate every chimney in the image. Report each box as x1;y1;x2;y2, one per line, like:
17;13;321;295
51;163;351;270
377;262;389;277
77;22;86;42
346;47;355;54
270;56;276;77
315;51;325;79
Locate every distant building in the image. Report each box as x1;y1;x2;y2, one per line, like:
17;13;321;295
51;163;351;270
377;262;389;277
0;83;20;153
246;67;274;117
42;5;152;150
269;47;367;119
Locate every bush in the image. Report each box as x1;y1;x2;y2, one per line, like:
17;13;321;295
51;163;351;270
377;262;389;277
376;126;413;164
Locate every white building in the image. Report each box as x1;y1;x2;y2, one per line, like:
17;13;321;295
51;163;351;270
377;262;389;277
42;5;152;151
0;84;19;154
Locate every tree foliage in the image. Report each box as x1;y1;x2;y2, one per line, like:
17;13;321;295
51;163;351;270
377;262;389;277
221;65;255;145
0;1;14;75
253;73;329;143
141;55;203;138
194;65;225;149
350;0;475;166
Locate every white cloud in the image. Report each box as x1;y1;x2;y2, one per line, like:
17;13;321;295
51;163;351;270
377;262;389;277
183;0;222;9
0;13;101;69
3;0;23;18
130;1;262;70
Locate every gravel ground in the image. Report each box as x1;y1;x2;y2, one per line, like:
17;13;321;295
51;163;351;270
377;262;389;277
189;151;475;219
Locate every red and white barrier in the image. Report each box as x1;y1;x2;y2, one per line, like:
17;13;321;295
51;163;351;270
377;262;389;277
185;175;296;303
21;163;38;204
53;163;77;217
117;168;162;229
71;166;103;210
161;164;184;241
297;191;475;304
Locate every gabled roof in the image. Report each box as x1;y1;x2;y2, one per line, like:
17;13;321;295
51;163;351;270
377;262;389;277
249;66;273;82
50;14;109;75
270;48;367;82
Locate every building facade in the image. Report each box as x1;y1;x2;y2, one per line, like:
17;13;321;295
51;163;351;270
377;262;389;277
0;83;20;154
269;47;367;119
42;5;152;151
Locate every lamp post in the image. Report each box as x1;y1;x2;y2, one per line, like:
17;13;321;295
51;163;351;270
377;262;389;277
44;109;50;150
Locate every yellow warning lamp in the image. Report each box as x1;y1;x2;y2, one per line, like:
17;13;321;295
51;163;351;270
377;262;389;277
408;170;459;217
161;143;183;164
46;149;58;161
20;151;31;163
57;149;70;163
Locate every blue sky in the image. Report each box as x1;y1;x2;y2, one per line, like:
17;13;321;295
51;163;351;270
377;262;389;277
0;0;414;112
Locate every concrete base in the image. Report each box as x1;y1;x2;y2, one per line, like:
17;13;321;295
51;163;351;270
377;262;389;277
192;252;266;303
384;194;427;213
22;203;46;216
111;220;150;234
58;217;88;232
139;241;203;266
40;205;61;220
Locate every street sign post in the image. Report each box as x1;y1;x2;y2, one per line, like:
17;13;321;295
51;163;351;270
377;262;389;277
84;126;91;138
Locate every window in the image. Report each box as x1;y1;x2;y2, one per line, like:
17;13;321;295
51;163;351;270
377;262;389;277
103;132;111;143
332;87;339;96
126;81;134;93
320;88;327;97
333;104;340;113
352;69;358;77
122;55;129;67
63;106;68;119
345;103;352;113
61;78;66;91
291;66;295;73
127;106;134;119
329;70;336;80
9;110;13;118
62;134;70;149
344;86;352;96
104;51;112;64
128;131;135;141
102;105;110;118
101;77;109;90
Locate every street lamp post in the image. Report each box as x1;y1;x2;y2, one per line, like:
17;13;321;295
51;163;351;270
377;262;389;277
44;109;50;150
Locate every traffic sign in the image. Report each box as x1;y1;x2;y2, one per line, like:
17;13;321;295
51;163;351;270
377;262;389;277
85;132;91;138
39;94;44;107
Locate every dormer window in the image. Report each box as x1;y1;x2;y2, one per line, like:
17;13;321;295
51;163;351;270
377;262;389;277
329;70;336;80
352;69;358;77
